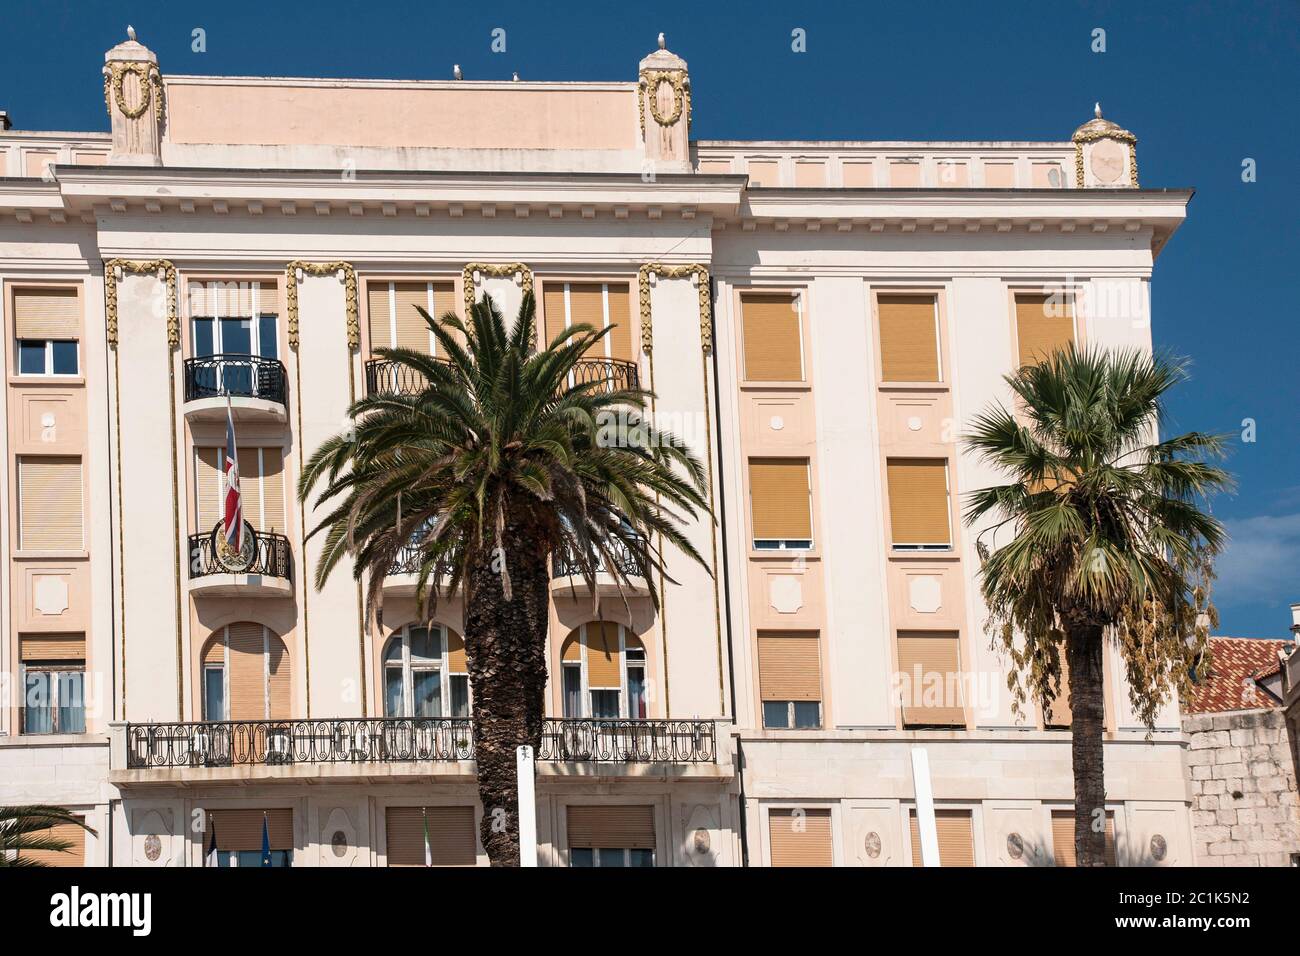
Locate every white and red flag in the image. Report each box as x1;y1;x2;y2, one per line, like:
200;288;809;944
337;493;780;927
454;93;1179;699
223;395;243;552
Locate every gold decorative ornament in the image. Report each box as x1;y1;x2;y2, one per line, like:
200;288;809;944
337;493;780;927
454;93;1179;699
1071;110;1138;188
461;262;534;315
286;261;359;350
104;258;178;348
104;61;164;122
636;262;712;354
638;70;691;139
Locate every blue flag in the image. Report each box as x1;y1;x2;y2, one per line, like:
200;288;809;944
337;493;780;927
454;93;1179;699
261;813;271;867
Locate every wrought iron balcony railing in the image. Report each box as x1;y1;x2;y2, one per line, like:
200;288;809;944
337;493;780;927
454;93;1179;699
123;717;717;768
569;357;640;393
552;535;644;579
188;522;292;580
183;354;287;406
364;356;639;398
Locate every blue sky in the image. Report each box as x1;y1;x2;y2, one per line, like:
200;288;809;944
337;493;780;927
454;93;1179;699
7;1;1297;636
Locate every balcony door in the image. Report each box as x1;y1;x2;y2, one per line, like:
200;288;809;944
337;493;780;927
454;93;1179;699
559;623;647;719
200;623;291;722
188;280;278;396
382;624;470;719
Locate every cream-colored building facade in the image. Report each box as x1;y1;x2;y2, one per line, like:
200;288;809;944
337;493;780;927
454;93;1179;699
0;31;1193;866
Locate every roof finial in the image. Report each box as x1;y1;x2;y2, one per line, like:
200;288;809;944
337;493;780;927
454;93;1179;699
512;72;519;81
1094;101;1102;119
658;32;666;50
453;64;462;80
127;24;137;42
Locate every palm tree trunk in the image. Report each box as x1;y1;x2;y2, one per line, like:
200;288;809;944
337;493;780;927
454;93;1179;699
462;513;551;867
1066;623;1108;866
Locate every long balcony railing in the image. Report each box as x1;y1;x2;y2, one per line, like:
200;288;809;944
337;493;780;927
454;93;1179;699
123;717;717;768
569;357;640;392
183;354;287;406
188;522;292;580
364;356;639;398
552;535;644;579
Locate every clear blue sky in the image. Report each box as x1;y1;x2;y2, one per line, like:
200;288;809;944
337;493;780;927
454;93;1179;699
8;1;1297;636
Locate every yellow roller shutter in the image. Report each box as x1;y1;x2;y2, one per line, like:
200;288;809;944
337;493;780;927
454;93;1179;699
909;809;976;866
585;623;621;689
267;633;290;720
227;622;266;721
20;633;86;661
566;805;655;849
202;633;225;667
260;447;286;535
768;808;832;867
194;447;222;533
886;459;950;547
393;282;432;353
446;628;467;674
14;287;79;339
877;294;940;382
204;808;293;851
896;631;964;726
606;285;634;361
367;283;393;353
1015;293;1075;367
1044;658;1073;729
385;806;477;866
749;459;812;541
741;293;803;381
22;817;86;867
237;448;262;530
567;283;607;359
757;631;822;702
541;284;567;347
561;630;582;662
1051;810;1116;866
18;457;82;551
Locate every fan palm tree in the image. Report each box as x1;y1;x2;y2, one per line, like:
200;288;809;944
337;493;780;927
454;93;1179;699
963;346;1230;866
300;290;709;865
0;805;96;866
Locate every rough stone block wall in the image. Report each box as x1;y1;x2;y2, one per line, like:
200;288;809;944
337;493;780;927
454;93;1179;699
1183;709;1300;866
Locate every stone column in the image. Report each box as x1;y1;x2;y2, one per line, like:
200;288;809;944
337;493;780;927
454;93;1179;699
638;36;692;173
103;29;164;166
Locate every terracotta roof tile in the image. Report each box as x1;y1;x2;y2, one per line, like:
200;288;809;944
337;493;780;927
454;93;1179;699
1185;636;1295;713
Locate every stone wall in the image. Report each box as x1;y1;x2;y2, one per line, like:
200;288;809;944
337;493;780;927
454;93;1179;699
1183;709;1300;866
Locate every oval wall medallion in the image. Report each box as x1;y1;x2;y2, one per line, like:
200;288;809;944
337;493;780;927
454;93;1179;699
863;831;881;859
1149;834;1167;862
1006;832;1024;860
143;834;162;862
331;830;349;858
692;828;711;855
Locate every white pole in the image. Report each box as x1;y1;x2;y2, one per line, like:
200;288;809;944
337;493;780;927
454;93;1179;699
910;746;940;867
516;744;537;867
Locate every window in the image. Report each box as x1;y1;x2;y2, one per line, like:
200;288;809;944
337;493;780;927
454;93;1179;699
886;458;951;550
367;280;455;356
200;623;290;721
749;458;813;550
768;808;832;867
189;280;279;360
895;631;964;727
1050;810;1116;866
17;457;83;551
20;634;86;735
194;445;286;535
385;806;477;867
757;631;822;729
877;294;941;383
14;287;79;376
566;805;655;867
1014;292;1075;367
909;809;976;866
202;809;293;867
559;623;647;719
382;624;470;719
540;282;635;362
740;292;803;382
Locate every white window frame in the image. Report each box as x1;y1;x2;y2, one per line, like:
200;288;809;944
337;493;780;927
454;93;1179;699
16;338;79;377
563;623;646;719
750;459;814;552
383;624;469;719
890;460;954;552
190;281;277;358
201;625;276;721
572;846;655;867
20;660;86;734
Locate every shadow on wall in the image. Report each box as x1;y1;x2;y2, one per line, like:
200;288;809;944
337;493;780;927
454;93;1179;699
1013;831;1164;868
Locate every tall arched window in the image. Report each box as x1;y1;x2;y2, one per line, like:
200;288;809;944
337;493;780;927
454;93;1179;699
383;624;469;719
200;623;290;721
559;623;647;719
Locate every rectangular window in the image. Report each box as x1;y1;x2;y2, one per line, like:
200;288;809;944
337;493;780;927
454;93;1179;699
757;631;822;729
14;287;79;376
20;634;87;735
412;668;442;718
562;663;583;719
204;665;226;722
194;446;286;535
886;458;951;550
1050;810;1116;866
385;806;477;867
540;282;635;362
768;808;833;867
566;805;655;867
740;292;804;382
877;294;940;382
749;458;813;550
1014;292;1075;367
17;457;83;551
202;808;294;866
449;675;470;718
909;809;976;866
367;280;455;355
188;280;278;359
17;339;79;375
895;631;964;727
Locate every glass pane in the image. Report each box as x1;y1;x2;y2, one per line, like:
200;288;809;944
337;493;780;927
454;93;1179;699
219;318;253;354
384;666;404;717
51;340;78;375
413;669;442;718
192;318;216;357
762;700;791;729
627;666;647;719
450;675;470;718
628;848;654;868
597;848;626;867
23;672;53;733
562;665;582;718
18;340;46;374
58;671;85;733
793;701;821;729
236;850;261;867
258;315;278;359
408;626;438;663
570;847;594;868
590;689;619;719
383;638;403;663
204;667;225;721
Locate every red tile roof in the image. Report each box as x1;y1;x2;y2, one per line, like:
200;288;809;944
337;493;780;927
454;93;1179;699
1185;636;1295;713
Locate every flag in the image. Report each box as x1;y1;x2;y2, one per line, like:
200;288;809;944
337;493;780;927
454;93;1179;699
423;807;432;867
223;395;243;552
206;815;218;867
260;812;272;868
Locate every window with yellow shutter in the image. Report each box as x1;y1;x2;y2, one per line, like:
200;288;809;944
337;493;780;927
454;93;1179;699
385;806;477;867
194;446;287;535
757;630;822;729
17;456;83;551
749;458;813;550
768;807;833;866
20;633;86;735
198;624;291;722
1050;809;1116;866
366;280;455;356
909;809;976;866
740;292;804;382
1014;292;1076;367
539;281;635;363
567;805;656;867
557;624;648;719
886;458;951;549
877;294;941;383
15;286;80;376
895;630;965;727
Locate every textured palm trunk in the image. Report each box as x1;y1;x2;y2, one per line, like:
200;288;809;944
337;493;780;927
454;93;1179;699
462;511;551;867
1066;624;1108;866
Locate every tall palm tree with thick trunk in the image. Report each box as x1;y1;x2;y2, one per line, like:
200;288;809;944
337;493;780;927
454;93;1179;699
964;346;1229;866
301;291;709;865
0;806;96;866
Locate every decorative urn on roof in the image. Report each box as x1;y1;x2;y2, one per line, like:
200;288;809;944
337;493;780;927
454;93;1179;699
1072;103;1137;188
639;33;691;169
103;26;164;166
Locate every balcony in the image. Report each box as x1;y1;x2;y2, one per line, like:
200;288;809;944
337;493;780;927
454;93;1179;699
364;356;639;398
383;542;427;596
551;535;650;597
182;354;288;422
187;523;292;598
538;718;716;763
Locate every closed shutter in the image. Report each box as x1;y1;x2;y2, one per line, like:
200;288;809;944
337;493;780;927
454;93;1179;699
909;810;976;866
561;630;582;662
14;287;79;339
20;633;86;661
1051;810;1116;866
542;285;567;346
768;808;832;867
446;628;467;674
606;285;633;361
1044;658;1073;728
385;806;477;866
194;447;222;532
266;633;290;719
585;623;621;689
18;457;82;551
757;631;822;702
202;634;225;667
1015;293;1075;367
227;622;266;721
252;280;277;314
567;283;606;354
896;631;964;726
238;448;262;530
204;808;293;851
22;817;86;867
260;447;287;535
567;805;655;849
367;283;392;352
877;294;940;382
741;293;803;381
886;459;950;546
749;459;812;541
393;282;432;353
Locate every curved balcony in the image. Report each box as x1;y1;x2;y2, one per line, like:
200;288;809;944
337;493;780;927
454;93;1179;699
570;357;639;393
551;536;650;597
183;354;288;422
382;543;427;597
187;522;292;598
364;356;639;398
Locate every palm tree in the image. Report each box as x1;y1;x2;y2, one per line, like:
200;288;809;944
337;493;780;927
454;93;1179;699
300;290;709;865
0;806;96;866
963;346;1230;866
